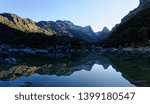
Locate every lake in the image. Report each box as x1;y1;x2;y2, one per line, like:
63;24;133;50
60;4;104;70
0;52;150;87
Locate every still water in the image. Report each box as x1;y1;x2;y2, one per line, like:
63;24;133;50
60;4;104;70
0;52;150;87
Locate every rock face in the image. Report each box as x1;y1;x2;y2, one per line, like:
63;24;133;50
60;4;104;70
102;0;150;47
140;0;150;6
37;20;96;41
95;27;110;40
81;26;96;40
122;0;150;23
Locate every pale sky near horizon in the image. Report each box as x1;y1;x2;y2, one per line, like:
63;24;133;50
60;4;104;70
0;0;139;32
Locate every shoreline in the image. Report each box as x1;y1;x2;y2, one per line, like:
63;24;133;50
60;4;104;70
1;46;150;56
1;46;150;67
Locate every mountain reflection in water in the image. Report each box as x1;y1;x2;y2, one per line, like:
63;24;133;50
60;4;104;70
0;52;149;87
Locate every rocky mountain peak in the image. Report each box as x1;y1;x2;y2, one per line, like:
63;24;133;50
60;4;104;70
102;27;110;33
0;13;18;18
56;20;74;26
0;13;21;23
139;0;150;9
95;27;110;40
82;26;93;33
84;25;92;29
140;0;150;6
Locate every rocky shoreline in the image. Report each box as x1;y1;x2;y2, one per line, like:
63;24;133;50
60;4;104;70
1;44;150;64
95;47;150;53
1;46;150;56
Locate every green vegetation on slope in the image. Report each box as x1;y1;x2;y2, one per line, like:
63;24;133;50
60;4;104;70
0;13;54;35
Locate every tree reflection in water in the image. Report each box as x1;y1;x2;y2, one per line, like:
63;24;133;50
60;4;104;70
0;52;149;87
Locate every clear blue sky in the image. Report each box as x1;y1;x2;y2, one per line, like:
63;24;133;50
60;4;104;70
0;0;139;32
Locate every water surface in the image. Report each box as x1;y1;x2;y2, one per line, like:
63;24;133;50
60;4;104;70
0;52;150;87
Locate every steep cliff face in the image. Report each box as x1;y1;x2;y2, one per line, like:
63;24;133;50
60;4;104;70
102;0;150;47
140;0;150;6
122;0;150;23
